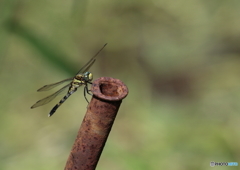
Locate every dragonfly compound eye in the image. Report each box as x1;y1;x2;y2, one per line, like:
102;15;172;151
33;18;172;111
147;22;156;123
88;72;93;81
84;72;93;81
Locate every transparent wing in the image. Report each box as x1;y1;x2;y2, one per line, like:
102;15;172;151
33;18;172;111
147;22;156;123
79;59;96;74
31;84;71;108
77;43;107;74
37;78;73;91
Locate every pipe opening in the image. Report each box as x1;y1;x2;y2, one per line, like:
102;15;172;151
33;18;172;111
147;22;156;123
100;82;119;97
91;77;128;101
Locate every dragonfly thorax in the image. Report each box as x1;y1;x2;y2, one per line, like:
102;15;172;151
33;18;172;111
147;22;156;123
75;72;93;82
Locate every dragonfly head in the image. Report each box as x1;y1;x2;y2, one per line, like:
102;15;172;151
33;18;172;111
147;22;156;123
83;72;93;82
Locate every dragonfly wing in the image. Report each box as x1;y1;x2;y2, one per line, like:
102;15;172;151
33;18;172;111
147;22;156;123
31;84;71;108
80;59;96;74
37;78;73;91
77;43;107;74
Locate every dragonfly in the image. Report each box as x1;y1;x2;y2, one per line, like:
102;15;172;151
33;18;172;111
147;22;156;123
31;43;107;117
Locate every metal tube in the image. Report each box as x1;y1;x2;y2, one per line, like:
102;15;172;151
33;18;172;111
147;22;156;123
64;77;128;170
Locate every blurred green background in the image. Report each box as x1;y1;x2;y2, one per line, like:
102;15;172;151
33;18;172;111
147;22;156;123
1;0;240;169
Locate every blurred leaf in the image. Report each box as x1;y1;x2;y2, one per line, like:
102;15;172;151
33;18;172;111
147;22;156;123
4;18;76;75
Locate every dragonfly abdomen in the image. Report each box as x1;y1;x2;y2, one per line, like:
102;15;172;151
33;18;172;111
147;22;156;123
48;92;74;117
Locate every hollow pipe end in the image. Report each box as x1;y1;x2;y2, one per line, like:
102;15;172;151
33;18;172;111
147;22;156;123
91;77;128;101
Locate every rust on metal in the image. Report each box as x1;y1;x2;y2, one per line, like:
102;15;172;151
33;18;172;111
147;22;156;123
64;77;128;170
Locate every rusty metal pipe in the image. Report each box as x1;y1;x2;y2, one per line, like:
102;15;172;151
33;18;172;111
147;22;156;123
64;77;128;170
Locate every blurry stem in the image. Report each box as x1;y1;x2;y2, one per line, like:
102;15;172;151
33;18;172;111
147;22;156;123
4;19;76;74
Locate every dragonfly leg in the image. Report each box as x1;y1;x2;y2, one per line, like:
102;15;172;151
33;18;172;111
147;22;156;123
86;82;93;95
84;85;90;103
